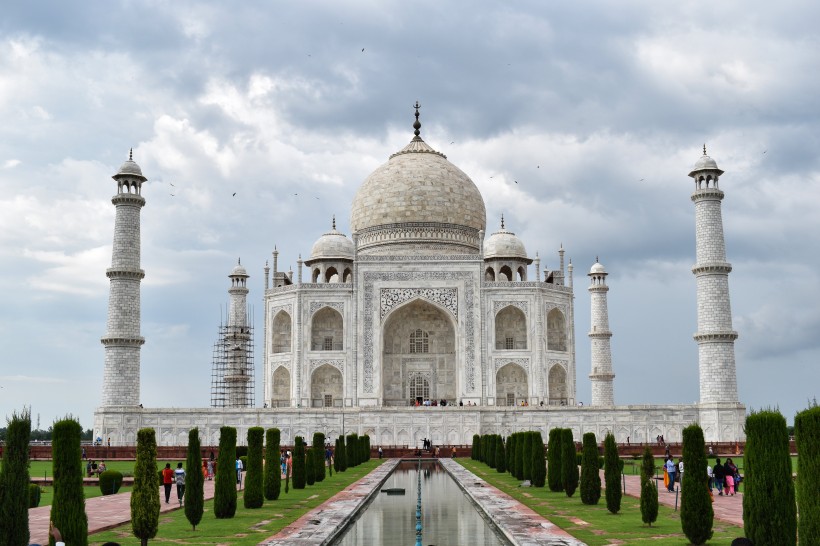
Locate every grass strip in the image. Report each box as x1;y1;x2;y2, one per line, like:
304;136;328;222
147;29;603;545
457;459;745;546
89;459;384;546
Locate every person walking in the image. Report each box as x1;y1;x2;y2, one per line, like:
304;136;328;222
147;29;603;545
174;462;186;506
207;458;214;480
665;456;677;492
713;458;725;495
235;456;243;485
162;463;174;504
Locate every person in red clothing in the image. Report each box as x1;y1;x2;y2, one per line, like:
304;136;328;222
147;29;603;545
162;463;174;504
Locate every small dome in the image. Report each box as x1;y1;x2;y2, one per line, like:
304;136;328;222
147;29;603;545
113;149;147;180
589;261;606;275
309;219;354;262
230;261;248;277
483;217;528;260
688;145;724;177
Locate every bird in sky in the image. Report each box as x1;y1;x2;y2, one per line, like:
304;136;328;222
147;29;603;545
514;180;518;184
763;150;767;154
170;193;175;197
450;141;455;144
361;48;365;52
232;192;237;197
169;182;175;187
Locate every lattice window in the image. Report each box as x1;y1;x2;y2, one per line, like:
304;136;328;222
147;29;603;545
410;375;430;400
505;337;514;350
506;393;515;407
324;337;333;351
324;394;333;407
409;329;429;353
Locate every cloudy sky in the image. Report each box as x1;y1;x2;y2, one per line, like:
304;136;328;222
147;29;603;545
1;1;818;431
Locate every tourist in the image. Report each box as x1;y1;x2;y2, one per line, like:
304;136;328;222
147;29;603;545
725;458;738;496
378;446;383;459
326;445;333;467
207;458;214;480
82;447;87;459
713;458;725;495
677;457;684;482
202;459;208;479
451;446;457;458
86;459;93;477
665;456;677;492
174;462;186;506
49;522;64;546
98;460;107;473
707;461;714;491
235;456;243;484
162;463;174;503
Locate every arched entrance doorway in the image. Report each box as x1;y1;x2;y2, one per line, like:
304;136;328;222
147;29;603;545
496;363;528;406
382;299;456;405
548;364;568;405
310;364;343;407
271;366;290;407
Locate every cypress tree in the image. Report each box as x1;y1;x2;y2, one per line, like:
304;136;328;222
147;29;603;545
547;428;563;492
214;426;237;518
363;434;371;462
640;446;658;526
472;434;479;460
743;410;796;545
346;434;357;467
521;432;532;480
306;449;316;485
243;427;264;508
338;435;347;472
333;438;341;473
496;435;506;473
506;434;516;476
531;431;547;488
312;432;326;482
184;428;204;530
515;431;525;480
794;404;820;544
264;428;281;500
293;436;306;489
0;409;31;546
131;427;158;546
580;432;601;504
561;428;579;497
603;432;621;513
680;424;713;545
486;435;495;468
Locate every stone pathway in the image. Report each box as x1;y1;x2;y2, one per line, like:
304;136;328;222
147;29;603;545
440;459;586;546
29;476;220;545
618;473;744;527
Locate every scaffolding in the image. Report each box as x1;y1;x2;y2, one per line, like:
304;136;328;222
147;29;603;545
211;308;255;408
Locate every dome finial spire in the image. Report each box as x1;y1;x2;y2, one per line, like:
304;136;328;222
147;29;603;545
129;148;133;161
413;100;421;137
703;144;707;156
500;214;505;229
332;215;336;230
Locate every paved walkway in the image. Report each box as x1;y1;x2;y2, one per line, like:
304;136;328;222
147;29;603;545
29;476;220;545
619;473;744;527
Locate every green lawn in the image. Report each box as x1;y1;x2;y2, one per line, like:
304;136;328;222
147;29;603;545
457;459;746;546
89;460;384;546
29;460;187;478
621;455;799;476
36;485;133;507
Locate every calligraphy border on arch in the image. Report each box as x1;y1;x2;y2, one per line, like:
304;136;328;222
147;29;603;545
363;271;476;394
309;359;344;375
494;357;530;373
308;301;345;316
492;300;528;316
380;288;458;320
270;304;293;319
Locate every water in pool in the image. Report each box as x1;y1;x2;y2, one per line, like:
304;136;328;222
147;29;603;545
335;460;509;545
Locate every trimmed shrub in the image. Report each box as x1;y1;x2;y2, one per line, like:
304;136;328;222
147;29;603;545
640;446;658;526
561;429;578;497
346;434;358;467
363;434;371;462
235;445;248;458
312;433;326;482
506;434;516;476
306;449;316;486
580;432;601;505
243;427;264;509
487;435;496;469
472;434;480;460
184;428;204;530
28;484;41;508
795;404;819;544
333;438;341;473
681;424;713;545
52;418;88;546
531;432;546;488
0;409;31;546
99;470;124;495
339;436;348;472
131;427;159;546
521;432;532;480
214;426;237;518
514;432;524;480
547;428;563;492
743;410;796;546
264;428;282;501
603;433;621;514
496;435;506;473
293;436;306;489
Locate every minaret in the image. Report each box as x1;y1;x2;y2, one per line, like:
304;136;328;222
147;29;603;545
101;150;146;407
588;257;615;406
224;260;252;407
689;147;738;404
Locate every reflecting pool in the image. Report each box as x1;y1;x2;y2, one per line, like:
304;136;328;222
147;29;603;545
335;460;509;545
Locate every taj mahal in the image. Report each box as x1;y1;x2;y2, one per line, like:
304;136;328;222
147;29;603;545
93;105;746;446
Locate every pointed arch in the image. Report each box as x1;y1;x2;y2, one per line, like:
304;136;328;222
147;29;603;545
312;268;321;283
311;306;343;351
343;268;352;283
499;265;513;282
496;362;528;406
324;266;339;283
547;308;567;351
548;364;567;405
517;266;526;281
495;305;527;350
271;365;290;407
485;267;496;281
310;364;343;407
272;310;292;353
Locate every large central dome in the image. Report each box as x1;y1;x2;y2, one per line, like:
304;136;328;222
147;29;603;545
350;112;487;256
